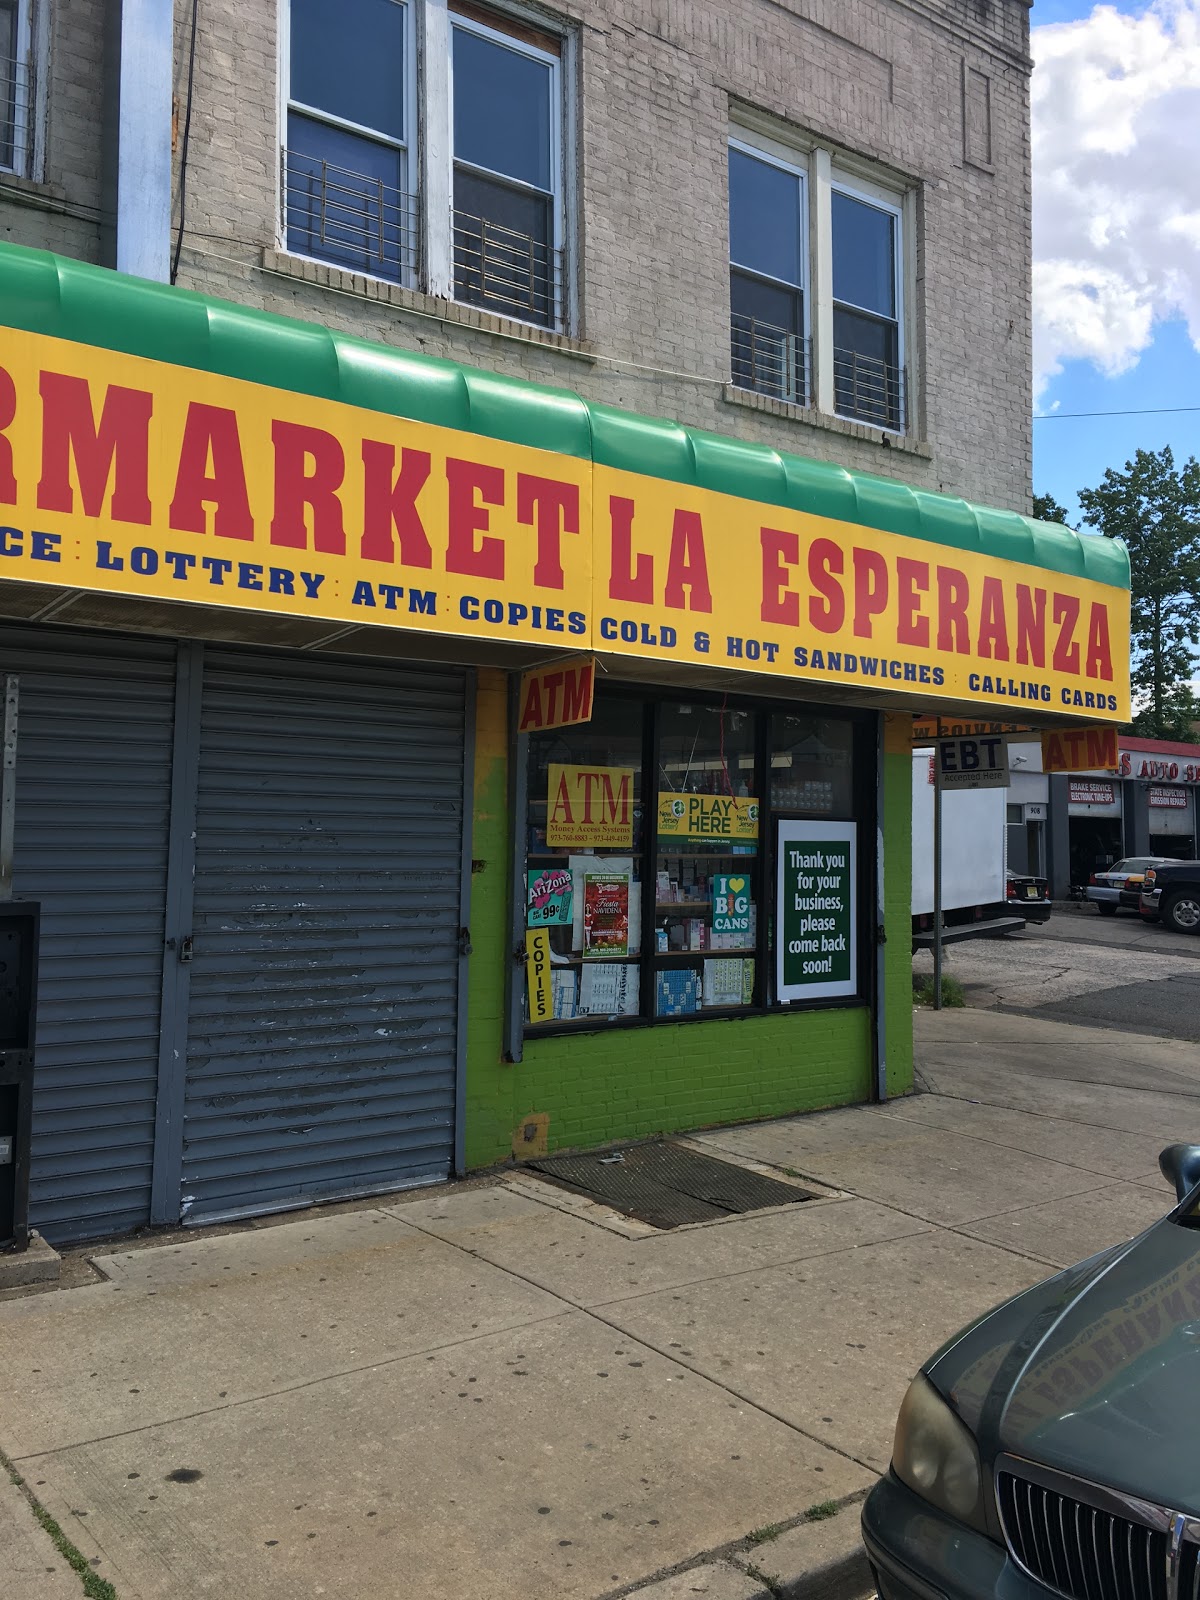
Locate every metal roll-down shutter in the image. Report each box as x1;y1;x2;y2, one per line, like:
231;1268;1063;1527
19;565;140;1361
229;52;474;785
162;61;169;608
181;648;467;1223
2;626;177;1243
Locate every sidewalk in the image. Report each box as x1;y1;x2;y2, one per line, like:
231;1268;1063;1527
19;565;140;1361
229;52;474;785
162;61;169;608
0;1006;1191;1600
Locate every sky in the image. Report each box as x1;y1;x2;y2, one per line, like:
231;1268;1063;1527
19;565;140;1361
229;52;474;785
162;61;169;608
1030;0;1200;527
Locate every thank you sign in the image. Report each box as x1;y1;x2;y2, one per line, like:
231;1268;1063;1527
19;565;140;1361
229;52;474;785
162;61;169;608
776;820;857;1002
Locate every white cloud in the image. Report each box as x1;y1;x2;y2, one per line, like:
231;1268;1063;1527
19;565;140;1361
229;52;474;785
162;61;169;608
1032;1;1200;396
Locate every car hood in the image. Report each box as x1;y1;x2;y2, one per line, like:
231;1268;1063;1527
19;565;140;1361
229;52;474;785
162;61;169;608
927;1216;1200;1514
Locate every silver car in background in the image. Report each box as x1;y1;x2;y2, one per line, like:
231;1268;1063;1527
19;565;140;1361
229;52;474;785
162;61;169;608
1086;857;1180;915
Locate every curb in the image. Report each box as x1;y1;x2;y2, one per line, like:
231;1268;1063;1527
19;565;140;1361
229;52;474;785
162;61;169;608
0;1231;61;1291
618;1494;873;1600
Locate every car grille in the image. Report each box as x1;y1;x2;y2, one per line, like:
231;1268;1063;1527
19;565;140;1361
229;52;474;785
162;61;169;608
997;1470;1200;1600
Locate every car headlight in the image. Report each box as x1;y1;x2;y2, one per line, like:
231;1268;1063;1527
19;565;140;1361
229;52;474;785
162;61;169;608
892;1374;987;1533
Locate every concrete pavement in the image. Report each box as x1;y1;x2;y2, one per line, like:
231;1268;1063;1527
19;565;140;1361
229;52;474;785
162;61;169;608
0;1470;83;1600
0;1005;1192;1600
914;916;1200;1040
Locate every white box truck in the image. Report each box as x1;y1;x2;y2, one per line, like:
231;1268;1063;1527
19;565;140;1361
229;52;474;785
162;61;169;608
911;748;1035;947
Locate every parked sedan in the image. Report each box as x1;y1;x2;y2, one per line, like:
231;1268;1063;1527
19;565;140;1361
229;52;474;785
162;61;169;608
862;1143;1200;1600
1086;856;1179;915
1004;870;1052;924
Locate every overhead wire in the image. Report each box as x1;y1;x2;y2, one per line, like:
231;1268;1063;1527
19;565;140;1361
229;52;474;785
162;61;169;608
171;0;201;286
1034;405;1200;421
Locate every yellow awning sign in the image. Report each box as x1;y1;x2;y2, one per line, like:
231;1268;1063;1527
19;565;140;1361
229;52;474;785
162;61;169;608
0;242;1133;723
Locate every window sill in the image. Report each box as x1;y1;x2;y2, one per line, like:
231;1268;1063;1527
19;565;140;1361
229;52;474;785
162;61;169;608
261;249;596;362
721;383;931;458
0;171;66;204
524;993;868;1040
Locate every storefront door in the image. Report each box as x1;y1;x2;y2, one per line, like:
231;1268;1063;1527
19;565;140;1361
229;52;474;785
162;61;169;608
179;648;468;1225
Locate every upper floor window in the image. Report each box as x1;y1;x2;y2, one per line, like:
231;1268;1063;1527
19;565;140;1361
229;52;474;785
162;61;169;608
729;141;808;407
728;129;909;435
281;0;569;332
832;185;903;433
284;0;415;284
0;0;32;177
451;11;562;329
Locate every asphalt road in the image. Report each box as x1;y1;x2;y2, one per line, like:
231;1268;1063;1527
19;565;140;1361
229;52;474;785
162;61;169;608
913;905;1200;1042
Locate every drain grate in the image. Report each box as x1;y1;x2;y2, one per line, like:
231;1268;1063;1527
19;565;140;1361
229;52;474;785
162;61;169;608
524;1140;818;1229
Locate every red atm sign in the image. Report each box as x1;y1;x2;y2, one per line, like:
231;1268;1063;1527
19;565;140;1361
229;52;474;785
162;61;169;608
518;655;595;733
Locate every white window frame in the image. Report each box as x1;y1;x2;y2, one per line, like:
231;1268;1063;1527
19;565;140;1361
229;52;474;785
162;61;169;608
278;0;572;332
829;170;905;435
727;133;811;406
727;117;912;435
444;7;564;330
278;0;418;287
0;0;33;179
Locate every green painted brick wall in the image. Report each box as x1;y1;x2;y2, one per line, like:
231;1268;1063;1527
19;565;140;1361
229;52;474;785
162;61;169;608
882;715;916;1098
462;681;914;1169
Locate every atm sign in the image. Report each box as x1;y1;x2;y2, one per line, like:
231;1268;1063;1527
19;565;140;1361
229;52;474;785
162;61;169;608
518;656;595;733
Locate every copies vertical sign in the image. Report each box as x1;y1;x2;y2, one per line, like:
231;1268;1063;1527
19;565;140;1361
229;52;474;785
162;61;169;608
776;820;857;1002
525;929;553;1023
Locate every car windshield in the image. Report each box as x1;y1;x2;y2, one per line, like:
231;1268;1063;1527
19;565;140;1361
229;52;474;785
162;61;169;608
1115;859;1153;873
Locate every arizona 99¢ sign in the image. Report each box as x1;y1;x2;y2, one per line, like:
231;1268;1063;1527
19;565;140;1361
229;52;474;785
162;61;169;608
776;820;858;1002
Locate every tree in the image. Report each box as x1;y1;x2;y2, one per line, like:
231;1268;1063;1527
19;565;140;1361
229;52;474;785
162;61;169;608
1077;447;1200;740
1031;490;1071;525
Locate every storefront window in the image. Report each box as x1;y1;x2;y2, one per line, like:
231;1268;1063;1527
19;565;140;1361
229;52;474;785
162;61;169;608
525;698;644;1026
522;690;864;1032
655;702;759;1015
770;714;855;817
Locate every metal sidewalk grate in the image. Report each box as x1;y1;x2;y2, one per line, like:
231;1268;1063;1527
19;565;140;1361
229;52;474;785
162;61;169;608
524;1141;818;1230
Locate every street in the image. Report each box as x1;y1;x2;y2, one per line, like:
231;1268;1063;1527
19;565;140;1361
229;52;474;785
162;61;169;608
915;905;1200;1041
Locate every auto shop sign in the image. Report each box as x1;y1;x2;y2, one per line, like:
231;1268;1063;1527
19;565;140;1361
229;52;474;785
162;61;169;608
1120;751;1200;784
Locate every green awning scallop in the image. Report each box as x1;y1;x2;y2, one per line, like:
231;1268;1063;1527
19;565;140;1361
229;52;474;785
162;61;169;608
0;242;1130;592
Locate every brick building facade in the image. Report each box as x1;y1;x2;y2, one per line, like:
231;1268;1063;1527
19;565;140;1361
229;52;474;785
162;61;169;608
0;0;1129;1246
3;0;1034;508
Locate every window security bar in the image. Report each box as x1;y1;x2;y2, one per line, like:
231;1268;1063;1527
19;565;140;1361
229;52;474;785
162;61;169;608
730;314;811;408
0;53;33;176
281;147;419;284
833;346;906;433
451;208;565;331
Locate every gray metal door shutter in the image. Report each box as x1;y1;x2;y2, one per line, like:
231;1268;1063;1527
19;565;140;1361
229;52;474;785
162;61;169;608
2;626;177;1243
181;648;467;1223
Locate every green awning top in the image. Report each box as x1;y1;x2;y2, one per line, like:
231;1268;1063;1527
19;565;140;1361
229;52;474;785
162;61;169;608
0;242;1130;591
